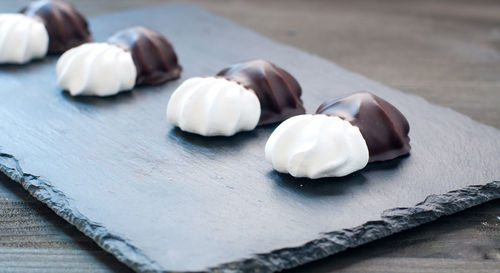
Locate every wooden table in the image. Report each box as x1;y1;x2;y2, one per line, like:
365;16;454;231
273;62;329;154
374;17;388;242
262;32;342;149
1;0;499;272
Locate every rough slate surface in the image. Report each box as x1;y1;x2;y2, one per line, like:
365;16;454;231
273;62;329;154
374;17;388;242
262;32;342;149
0;4;499;273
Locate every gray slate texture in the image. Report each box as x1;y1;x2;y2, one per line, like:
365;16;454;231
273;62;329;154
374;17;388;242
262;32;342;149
0;4;499;273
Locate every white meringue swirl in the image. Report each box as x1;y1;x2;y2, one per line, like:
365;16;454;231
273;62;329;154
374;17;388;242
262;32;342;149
265;114;369;179
56;43;137;96
167;77;261;136
0;14;48;64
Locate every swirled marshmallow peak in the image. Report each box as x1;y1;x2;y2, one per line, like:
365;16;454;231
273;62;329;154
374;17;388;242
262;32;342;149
265;114;369;179
0;14;49;64
167;77;261;136
56;43;137;96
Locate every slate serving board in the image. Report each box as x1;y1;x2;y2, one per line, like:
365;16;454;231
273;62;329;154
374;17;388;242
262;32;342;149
1;4;499;273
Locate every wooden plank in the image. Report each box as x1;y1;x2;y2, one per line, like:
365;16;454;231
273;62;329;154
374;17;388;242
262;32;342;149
2;2;498;272
291;199;500;272
0;0;499;273
291;257;500;273
0;173;134;273
2;173;499;273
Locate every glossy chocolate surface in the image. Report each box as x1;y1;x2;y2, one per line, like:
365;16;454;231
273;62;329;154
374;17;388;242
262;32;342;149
2;5;500;273
20;0;91;53
217;59;305;125
108;26;182;85
317;91;411;162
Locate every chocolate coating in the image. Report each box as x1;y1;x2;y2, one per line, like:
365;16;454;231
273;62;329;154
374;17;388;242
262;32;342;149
217;59;305;125
20;0;91;53
107;26;182;85
316;91;411;162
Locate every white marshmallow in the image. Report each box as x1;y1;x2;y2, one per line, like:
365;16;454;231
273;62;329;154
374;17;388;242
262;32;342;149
56;43;136;96
0;14;48;64
265;114;369;178
167;77;261;136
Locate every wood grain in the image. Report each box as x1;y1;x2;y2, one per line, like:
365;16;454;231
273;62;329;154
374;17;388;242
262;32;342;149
0;0;499;272
2;170;499;273
0;173;134;273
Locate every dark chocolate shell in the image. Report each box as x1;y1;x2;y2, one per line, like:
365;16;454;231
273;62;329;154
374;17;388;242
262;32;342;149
20;0;91;53
316;91;411;162
217;59;305;125
107;26;182;85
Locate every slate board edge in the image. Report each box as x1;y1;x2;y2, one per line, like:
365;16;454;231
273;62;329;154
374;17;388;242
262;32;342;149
3;4;500;273
1;152;499;273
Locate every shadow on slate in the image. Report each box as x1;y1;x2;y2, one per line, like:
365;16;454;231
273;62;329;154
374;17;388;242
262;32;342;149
0;4;499;273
